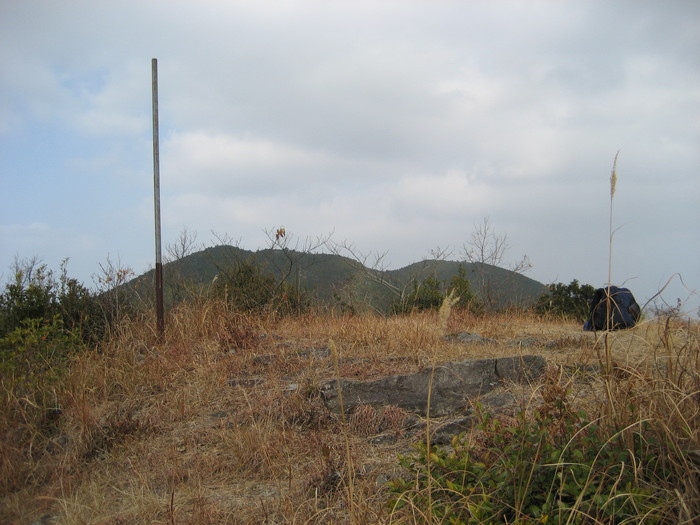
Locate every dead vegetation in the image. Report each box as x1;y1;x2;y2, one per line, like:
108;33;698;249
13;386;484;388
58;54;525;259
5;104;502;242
1;303;698;524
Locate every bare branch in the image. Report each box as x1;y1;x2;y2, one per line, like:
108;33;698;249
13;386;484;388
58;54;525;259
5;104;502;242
11;255;43;286
209;230;242;248
463;216;508;267
462;217;532;311
261;227;335;297
328;240;453;313
165;227;200;263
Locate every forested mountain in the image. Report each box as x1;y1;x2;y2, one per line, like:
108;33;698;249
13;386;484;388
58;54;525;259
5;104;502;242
127;245;547;312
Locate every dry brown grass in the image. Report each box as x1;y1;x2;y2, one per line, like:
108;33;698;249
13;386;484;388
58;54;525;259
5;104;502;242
1;303;697;524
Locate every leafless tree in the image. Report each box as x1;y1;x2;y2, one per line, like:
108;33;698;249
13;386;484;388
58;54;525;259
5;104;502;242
464;217;509;268
329;240;452;314
92;254;135;326
263;227;335;307
165;227;200;263
210;230;241;248
463;217;531;311
159;228;204;303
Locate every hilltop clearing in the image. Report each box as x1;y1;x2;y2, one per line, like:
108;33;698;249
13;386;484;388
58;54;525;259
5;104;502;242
2;308;698;524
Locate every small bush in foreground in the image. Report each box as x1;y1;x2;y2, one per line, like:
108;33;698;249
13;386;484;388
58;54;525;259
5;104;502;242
0;315;80;494
388;389;683;524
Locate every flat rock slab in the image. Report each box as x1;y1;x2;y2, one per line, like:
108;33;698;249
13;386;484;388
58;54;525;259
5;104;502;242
443;332;496;345
320;355;546;417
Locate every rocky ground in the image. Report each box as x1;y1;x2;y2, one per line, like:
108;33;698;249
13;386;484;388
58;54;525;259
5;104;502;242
9;312;676;524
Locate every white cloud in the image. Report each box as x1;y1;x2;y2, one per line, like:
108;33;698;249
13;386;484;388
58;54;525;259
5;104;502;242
69;62;151;137
393;169;493;217
1;0;698;314
162;131;340;194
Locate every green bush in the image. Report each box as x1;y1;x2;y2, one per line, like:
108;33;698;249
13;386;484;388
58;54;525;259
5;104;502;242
0;315;78;392
211;258;313;314
394;276;444;314
394;267;478;314
0;263;57;336
0;259;103;343
212;259;278;311
0;260;98;416
388;402;674;523
535;280;596;322
58;273;104;342
449;264;479;312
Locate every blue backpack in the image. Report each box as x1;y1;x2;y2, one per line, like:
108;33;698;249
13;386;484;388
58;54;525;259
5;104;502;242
583;286;641;331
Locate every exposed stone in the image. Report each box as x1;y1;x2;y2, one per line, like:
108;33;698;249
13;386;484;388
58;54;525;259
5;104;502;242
228;377;265;388
253;354;277;366
429;416;476;445
368;433;399;445
481;390;518;409
294;346;331;359
444;332;496;345
508;337;539;348
495;355;547;383
320;355;545;417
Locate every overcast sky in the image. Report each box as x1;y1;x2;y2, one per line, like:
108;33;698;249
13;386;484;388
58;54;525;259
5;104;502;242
1;0;698;315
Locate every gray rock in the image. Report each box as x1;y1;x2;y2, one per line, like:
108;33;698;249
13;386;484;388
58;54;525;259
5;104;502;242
480;390;517;408
320;355;545;417
508;337;539;348
430;416;476;445
368;433;399;445
444;332;496;345
495;355;547;383
228;377;265;388
253;354;277;366
295;346;331;359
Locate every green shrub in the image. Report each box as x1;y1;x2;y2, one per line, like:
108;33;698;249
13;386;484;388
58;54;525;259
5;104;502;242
388;401;674;524
394;277;444;314
535;280;596;322
0;314;83;496
0;261;108;496
0;263;57;336
394;268;478;314
212;259;277;311
449;264;479;312
0;315;78;391
0;259;103;343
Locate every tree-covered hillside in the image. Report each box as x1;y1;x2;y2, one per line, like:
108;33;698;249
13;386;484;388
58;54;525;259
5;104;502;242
126;245;548;313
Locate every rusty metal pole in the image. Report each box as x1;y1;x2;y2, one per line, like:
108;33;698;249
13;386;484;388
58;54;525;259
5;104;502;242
152;58;165;339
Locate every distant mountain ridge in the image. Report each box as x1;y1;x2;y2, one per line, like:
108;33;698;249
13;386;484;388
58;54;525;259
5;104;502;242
129;245;548;311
